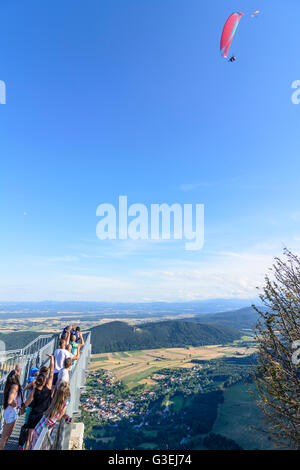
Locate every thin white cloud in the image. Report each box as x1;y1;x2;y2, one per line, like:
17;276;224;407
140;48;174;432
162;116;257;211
0;250;269;302
1;237;300;302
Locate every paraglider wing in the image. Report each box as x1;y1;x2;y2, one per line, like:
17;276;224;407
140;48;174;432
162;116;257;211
220;12;244;58
251;10;260;17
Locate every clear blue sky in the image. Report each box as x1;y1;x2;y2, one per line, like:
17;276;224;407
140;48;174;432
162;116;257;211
1;0;300;301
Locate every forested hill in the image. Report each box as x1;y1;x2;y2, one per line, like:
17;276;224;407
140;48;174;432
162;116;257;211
0;318;243;353
0;331;42;350
90;320;241;354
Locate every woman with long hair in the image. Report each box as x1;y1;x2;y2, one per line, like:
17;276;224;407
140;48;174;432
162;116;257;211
24;354;54;450
69;334;82;368
18;365;51;449
30;381;71;449
0;364;22;450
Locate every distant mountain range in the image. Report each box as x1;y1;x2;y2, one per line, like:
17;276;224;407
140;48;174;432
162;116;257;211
0;306;263;352
189;307;261;331
90;320;241;354
0;299;258;319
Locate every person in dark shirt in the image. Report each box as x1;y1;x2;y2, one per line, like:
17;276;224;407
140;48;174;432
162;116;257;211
62;325;76;340
24;354;54;450
75;327;84;345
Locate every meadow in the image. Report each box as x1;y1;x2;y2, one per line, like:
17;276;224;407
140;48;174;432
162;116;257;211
211;383;274;450
89;343;256;389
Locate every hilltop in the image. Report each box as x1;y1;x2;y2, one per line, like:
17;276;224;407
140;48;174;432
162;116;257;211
192;307;260;331
90;320;241;354
0;331;42;350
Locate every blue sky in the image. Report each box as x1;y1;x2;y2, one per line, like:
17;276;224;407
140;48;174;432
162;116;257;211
1;0;300;301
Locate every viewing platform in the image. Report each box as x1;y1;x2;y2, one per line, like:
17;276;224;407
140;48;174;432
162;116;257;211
0;331;91;450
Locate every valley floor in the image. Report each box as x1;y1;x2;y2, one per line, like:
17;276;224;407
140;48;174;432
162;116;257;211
81;340;273;450
89;340;256;389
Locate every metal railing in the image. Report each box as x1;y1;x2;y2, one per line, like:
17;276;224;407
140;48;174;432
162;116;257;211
33;331;91;450
0;335;55;383
0;334;58;434
0;331;91;449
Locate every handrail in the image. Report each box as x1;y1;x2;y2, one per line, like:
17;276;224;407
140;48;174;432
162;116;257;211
0;330;91;449
0;349;23;356
0;334;57;384
0;334;54;356
0;335;55;365
19;335;54;354
0;334;58;435
33;331;91;450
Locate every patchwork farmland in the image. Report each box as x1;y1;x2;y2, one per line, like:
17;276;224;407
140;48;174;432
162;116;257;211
89;343;256;389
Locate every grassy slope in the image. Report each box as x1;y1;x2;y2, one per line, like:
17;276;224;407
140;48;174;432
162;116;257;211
211;383;274;450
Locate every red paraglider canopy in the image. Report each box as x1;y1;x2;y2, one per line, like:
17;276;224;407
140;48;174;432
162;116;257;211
220;12;244;58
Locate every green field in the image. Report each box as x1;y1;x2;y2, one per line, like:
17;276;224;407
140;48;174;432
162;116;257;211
91;356;109;362
172;394;184;412
117;351;130;358
89;344;256;389
124;367;158;388
212;383;274;450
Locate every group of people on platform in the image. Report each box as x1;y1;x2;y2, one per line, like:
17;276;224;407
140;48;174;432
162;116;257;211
0;325;84;450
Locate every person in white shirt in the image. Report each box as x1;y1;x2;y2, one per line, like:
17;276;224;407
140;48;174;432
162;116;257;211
53;339;73;387
56;358;72;389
